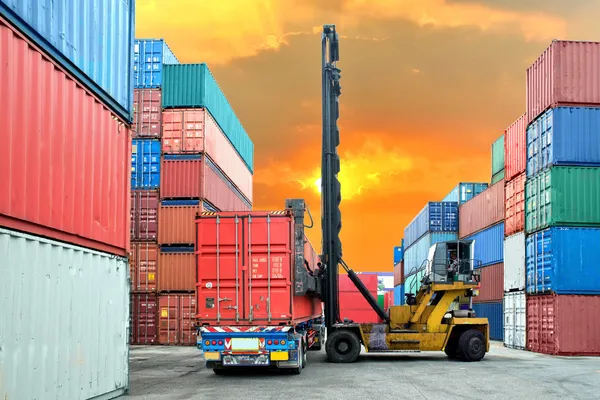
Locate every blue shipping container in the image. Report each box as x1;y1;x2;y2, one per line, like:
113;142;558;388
134;39;179;88
1;0;135;121
442;182;489;204
464;223;504;268
472;302;503;341
527;107;600;177
393;284;405;306
404;232;458;276
394;246;404;264
161;199;220;212
525;227;600;295
404;202;458;248
132;139;161;189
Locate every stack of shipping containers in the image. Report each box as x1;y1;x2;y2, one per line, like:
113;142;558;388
1;2;133;399
523;41;600;356
393;240;405;305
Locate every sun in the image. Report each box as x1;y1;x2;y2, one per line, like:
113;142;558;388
315;178;322;193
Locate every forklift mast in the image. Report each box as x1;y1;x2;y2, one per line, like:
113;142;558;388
320;25;390;332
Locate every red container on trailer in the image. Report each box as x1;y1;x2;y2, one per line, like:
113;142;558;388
459;180;505;238
130;293;158;345
338;274;379;323
130;190;159;241
505;173;525;236
527;294;600;356
158;249;196;292
158;294;197;345
473;263;503;303
0;18;131;256
162;109;253;203
158;201;219;245
133;89;162;138
130;242;159;292
504;113;527;181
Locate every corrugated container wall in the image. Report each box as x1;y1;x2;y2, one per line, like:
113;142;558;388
162;109;253;202
472;302;503;341
464;223;504;268
339;274;379;323
527;294;600;356
162;63;254;172
403;202;458;248
442;182;488;204
505;172;525;236
393;260;404;286
133;89;162;138
525;166;600;233
504;232;526;292
393;284;405;305
526;227;600;295
526;40;600;124
130;293;158;345
491;170;505;185
134;39;179;88
158;247;196;292
131;190;159;241
0;20;131;256
505;113;527;180
527;107;600;177
0;228;129;400
403;232;458;276
503;291;526;349
159;200;218;245
132;139;161;190
158;294;197;345
0;0;134;121
473;263;503;303
405;269;426;296
459;180;505;238
491;134;505;177
130;242;158;293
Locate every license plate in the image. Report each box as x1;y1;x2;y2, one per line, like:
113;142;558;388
223;354;270;366
231;338;259;350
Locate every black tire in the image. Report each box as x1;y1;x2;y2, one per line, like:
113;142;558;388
302;339;307;369
458;329;486;362
213;368;226;375
290;341;303;375
325;330;361;363
444;342;458;359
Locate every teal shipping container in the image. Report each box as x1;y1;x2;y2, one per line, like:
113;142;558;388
404;269;426;296
162;64;254;172
403;232;458;277
491;169;505;185
492;134;505;177
442;182;489;204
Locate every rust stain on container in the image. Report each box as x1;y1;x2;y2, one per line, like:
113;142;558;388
158;250;196;292
505;172;525;236
158;294;197;345
459;180;505;238
130;243;158;292
504;113;527;181
473;263;503;303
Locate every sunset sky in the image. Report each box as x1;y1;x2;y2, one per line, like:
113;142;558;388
137;0;600;272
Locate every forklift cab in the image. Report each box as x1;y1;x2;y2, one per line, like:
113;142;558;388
424;240;479;285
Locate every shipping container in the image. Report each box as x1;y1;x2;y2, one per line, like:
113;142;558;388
473;263;503;303
158;247;196;292
464;223;504;268
525;166;600;233
492;134;505;177
526;227;600;295
527;107;600;177
132;139;161;190
134;39;179;88
505;113;527;181
162;63;254;172
442;182;488;204
130;242;158;293
0;228;129;400
160;154;251;211
526;40;600;124
162;109;254;202
339;273;379;323
133;89;162;138
403;232;458;276
196;210;323;325
158;293;197;345
472;302;503;341
130;293;158;345
0;20;131;256
158;199;218;245
505;173;525;237
0;0;134;121
527;294;600;356
459;180;505;238
393;245;404;264
131;190;159;241
385;290;394;309
393;284;405;305
504;232;526;292
404;269;426;296
403;202;458;248
393;260;404;287
491;170;505;185
503;291;526;349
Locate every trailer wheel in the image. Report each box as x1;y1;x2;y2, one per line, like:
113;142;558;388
458;329;485;362
326;330;361;363
290;340;303;375
213;368;226;375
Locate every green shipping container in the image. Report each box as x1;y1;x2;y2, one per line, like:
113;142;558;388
378;294;384;309
491;169;505;185
491;134;505;177
525;166;600;233
162;64;254;172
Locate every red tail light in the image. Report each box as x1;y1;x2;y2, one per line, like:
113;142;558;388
274;340;279;345
212;340;217;345
218;340;223;345
267;340;272;345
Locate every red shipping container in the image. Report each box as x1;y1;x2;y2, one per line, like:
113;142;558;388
196;210;323;325
504;113;527;181
505;173;525;236
158;250;196;292
158;294;197;345
459;180;505;238
473;263;503;303
130;293;158;345
393;261;404;286
385;290;394;309
527;294;600;356
130;243;158;292
133;89;162;138
527;41;600;124
162;109;253;203
0;18;131;256
338;274;379;323
160;155;251;212
131;190;159;241
158;201;218;245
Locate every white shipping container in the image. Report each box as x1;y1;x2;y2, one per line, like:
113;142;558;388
503;291;526;349
504;232;525;291
0;228;129;400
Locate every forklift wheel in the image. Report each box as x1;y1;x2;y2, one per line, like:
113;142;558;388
326;330;361;363
444;343;459;359
458;329;486;362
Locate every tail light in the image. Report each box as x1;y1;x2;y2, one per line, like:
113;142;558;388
281;340;286;345
212;340;217;345
218;340;223;345
267;340;272;345
205;340;210;346
274;340;279;345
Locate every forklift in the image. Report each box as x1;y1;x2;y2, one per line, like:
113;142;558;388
318;25;489;363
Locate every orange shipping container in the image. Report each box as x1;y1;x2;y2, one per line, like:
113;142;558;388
473;263;503;303
158;249;196;292
505;173;525;236
158;200;219;245
130;242;158;292
459;180;505;238
158;294;197;345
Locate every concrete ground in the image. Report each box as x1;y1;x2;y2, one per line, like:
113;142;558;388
121;342;600;400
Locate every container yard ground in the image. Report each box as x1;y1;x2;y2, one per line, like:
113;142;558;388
123;342;600;400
